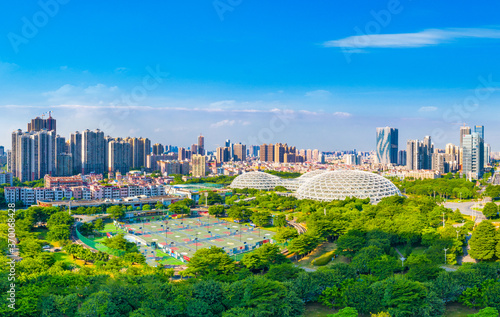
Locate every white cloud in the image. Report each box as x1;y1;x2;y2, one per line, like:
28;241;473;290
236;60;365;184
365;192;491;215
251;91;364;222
43;84;121;104
305;89;332;98
209;100;236;108
419;106;438;112
324;27;500;51
333;112;352;118
211;119;236;128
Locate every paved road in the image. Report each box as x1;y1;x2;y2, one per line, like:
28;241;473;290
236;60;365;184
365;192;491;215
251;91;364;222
444;202;487;223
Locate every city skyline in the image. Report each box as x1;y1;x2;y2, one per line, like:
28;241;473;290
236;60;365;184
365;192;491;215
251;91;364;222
1;2;500;150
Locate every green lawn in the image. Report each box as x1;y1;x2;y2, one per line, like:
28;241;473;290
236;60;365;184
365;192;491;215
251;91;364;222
155;250;184;265
53;252;80;267
303;303;337;317
296;242;344;270
443;303;478;316
33;227;49;240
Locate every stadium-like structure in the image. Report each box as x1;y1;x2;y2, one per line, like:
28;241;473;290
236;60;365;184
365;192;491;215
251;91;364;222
229;170;401;203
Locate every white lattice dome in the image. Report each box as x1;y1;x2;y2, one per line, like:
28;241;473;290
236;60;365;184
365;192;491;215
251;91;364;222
283;170;329;191
229;171;282;190
295;170;401;203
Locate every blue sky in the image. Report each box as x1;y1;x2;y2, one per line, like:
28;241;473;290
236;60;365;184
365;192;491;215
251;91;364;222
1;0;500;151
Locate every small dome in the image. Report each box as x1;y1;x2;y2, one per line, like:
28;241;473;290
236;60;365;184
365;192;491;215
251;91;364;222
229;172;282;190
295;170;401;203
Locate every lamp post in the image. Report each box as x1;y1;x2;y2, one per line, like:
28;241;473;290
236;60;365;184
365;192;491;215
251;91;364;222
442;212;446;228
204;192;208;208
195;233;199;252
400;256;406;268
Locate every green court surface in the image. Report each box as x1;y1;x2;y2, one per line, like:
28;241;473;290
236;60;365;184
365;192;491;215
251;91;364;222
116;215;275;262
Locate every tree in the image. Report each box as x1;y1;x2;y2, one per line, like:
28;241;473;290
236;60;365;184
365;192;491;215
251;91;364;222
19;238;42;258
288;232;322;256
94;218;105;231
47;224;71;242
155;202;164;210
328;307;358;317
108;205;125;219
47;211;74;228
482;202;499;219
250;211;271;227
266;263;304;282
274;227;299;243
169;202;190;215
142;204;151;211
469;221;497;261
241;243;288;272
335;231;366;258
208;205;225;217
206;192;223;205
274;214;287;227
102;233;138;253
184;247;237;278
468;307;500;317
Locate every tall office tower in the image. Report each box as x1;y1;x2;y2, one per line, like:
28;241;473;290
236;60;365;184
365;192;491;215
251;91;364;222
306;149;312;161
462;132;484;179
56;153;73;176
27;112;56;133
233;143;246;161
70;132;82;175
376;127;398;164
216;147;231;163
225;139;231;147
108;138;133;174
474;125;484;140
152;143;164;155
422;136;433;170
191;154;206;177
178;147;186;160
251;145;259;157
198;134;205;155
398;150;407;166
274;143;286;163
11;129;56;182
484;143;491;167
191;144;198;157
82;129;106;174
459;126;471;167
0;146;4;156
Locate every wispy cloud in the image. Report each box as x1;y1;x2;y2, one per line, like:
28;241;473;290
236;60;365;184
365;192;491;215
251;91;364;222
324;27;500;51
211;119;236;128
305;89;332;98
419;106;438;112
333;112;352;118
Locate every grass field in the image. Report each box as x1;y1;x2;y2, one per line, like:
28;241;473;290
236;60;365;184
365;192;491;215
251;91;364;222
304;302;478;317
296;242;347;270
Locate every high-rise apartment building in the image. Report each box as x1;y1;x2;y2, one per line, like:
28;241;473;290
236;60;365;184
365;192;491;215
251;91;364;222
233;143;246;161
216;147;231;164
178;147;186;161
82;129;106;174
274;143;286;163
191;154;206;177
108;138;133;174
152;143;164;155
27;112;57;133
462;132;484;179
259;144;274;162
11;129;57;182
398;150;407;166
191;144;198;157
406;136;434;171
474;125;484;140
70;132;82;175
56;153;73;176
376;127;398;164
125;137;151;169
0;146;4;156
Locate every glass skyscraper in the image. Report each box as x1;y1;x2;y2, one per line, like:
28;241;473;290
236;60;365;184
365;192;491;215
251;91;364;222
376;127;398;164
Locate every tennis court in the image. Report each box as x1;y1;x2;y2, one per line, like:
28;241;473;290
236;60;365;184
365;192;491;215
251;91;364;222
115;215;275;262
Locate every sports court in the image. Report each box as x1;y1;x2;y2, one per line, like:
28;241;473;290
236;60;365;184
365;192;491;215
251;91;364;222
115;215;275;262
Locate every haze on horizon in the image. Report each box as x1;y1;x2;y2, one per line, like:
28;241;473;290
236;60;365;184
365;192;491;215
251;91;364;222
0;1;500;151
